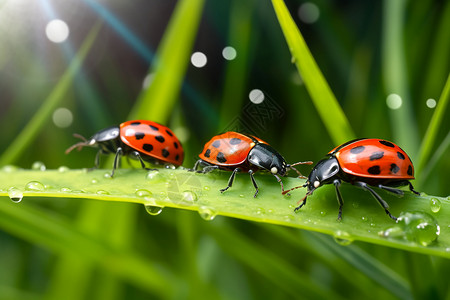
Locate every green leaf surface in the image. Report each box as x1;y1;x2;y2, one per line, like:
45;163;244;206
1;168;448;258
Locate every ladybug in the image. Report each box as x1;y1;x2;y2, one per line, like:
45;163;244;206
66;120;184;177
286;138;420;221
191;131;312;197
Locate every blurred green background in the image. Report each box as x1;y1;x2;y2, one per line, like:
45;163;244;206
0;0;449;299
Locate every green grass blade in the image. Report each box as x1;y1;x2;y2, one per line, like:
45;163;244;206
0;22;102;166
271;0;355;145
416;73;450;179
0;195;177;297
382;0;420;154
129;0;205;122
0;168;448;258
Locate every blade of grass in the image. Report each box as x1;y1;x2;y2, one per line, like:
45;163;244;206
415;73;450;179
382;0;420;155
0;168;448;257
0;22;102;166
0;199;177;298
207;222;347;300
271;0;355;145
129;0;206;122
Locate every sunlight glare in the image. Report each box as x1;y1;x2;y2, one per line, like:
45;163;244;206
46;19;70;43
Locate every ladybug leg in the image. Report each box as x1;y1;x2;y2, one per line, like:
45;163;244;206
131;151;158;172
190;160;218;173
376;185;404;196
273;174;286;194
353;181;397;221
333;179;344;221
87;150;102;172
111;147;123;178
248;169;259;198
220;167;241;194
408;182;420;195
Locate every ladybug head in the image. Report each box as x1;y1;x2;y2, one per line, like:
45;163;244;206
247;143;288;176
304;157;340;194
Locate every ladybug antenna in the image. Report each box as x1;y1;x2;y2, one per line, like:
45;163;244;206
65;133;90;154
287;161;313;179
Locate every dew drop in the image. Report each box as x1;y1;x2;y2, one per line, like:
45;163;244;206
379;211;440;246
135;189;152;197
430;198;441;213
8;187;23;203
255;207;265;215
2;165;18;172
145;170;164;182
165;164;176;170
333;230;353;246
58;166;69;173
91;179;98;184
103;173;112;179
96;190;109;195
145;205;164;216
32;161;46;171
182;190;198;203
25;181;45;191
60;187;72;192
203;186;210;191
320;211;327;217
198;206;217;221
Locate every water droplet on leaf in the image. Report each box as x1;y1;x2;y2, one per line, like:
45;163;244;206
58;166;69;172
96;190;109;195
135;189;152;197
145;205;164;216
430;198;441;213
333;230;353;246
60;187;72;192
25;181;45;191
181;190;197;203
198;206;217;221
8;187;23;203
32;161;46;171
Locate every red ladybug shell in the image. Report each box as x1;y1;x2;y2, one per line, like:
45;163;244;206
199;132;266;167
119;120;184;166
329;138;414;179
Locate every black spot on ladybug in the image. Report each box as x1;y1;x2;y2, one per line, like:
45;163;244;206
149;125;159;131
229;138;241;145
407;165;413;176
212;140;221;148
397;151;405;160
367;165;381;175
216;152;227;163
369;151;384;161
143;144;153;152
162;149;170;158
174;142;178;149
155;135;165;143
135;132;145;140
350;146;365;154
204;149;211;158
165;129;173;137
175;154;180;161
379;140;395;148
390;163;400;174
130;121;141;126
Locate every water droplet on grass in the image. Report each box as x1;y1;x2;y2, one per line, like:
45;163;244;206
430;198;441;213
32;161;46;171
8;188;23;203
58;166;69;172
60;187;72;192
198;206;217;221
182;190;197;203
145;205;164;216
333;230;353;246
2;165;18;172
135;189;152;197
379;211;440;246
25;181;45;191
103;173;112;179
91;179;98;184
96;190;109;195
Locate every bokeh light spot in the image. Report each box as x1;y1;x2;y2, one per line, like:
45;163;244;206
45;19;70;43
222;46;237;60
386;94;402;110
249;89;264;104
53;108;73;128
298;3;320;24
191;52;207;68
426;98;436;108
